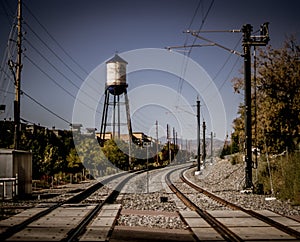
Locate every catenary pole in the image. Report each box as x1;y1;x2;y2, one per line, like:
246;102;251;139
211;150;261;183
242;24;253;189
196;98;201;171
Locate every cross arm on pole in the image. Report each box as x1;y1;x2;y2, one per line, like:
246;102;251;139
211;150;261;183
185;30;243;56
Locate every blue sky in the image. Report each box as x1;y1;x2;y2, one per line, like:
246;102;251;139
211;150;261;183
0;0;299;141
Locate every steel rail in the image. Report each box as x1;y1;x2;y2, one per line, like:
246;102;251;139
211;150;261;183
181;169;300;240
165;168;243;242
0;171;129;241
63;170;145;242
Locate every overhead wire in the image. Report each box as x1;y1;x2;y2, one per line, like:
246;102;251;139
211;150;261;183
22;2;97;82
24;38;100;105
0;0;15;25
22;90;71;125
1;2;103;131
171;0;215;139
177;0;215;97
19;2;106;126
0;20;17;102
24;23;86;83
24;55;100;115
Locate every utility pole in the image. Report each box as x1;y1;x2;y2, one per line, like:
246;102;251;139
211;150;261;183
168;22;269;189
185;139;188;161
210;131;214;164
156;120;159;164
202;120;206;168
13;0;23;150
242;23;269;189
173;127;175;147
167;124;171;164
196;98;201;171
243;24;253;189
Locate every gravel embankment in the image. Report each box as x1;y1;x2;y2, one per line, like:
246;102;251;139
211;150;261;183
185;158;300;217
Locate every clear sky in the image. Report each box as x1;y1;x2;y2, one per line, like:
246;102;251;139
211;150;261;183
0;0;299;141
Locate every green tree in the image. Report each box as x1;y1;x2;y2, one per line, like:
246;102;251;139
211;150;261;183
102;139;128;170
66;148;83;174
232;37;300;154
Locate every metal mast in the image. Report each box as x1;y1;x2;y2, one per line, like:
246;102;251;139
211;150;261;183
196;98;201;171
169;23;269;190
242;23;269;189
202;120;206;167
242;24;253;189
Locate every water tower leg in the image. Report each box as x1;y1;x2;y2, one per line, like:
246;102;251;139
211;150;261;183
100;89;109;143
117;95;120;139
124;90;133;169
113;95;116;139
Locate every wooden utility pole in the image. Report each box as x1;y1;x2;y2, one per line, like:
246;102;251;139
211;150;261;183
14;0;23;150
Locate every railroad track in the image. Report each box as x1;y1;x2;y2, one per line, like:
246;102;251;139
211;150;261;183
165;166;300;241
0;170;143;241
2;164;300;241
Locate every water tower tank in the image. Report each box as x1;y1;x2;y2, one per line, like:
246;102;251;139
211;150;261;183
106;54;128;95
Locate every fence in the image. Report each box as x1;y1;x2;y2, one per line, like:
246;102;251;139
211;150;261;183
0;175;18;200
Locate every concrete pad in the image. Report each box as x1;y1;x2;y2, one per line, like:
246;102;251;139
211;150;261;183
98;209;119;217
184;217;211;228
217;217;269;227
79;227;111;241
48;209;90;217
253;209;281;217
61;204;95;209
110;226;195;242
208;210;251;218
290;226;300;232
0;208;49;227
6;227;68;241
102;204;121;210
270;216;300;227
30;216;82;227
14;208;48;217
191;227;225;241
0;217;30;227
229;226;295;240
179;210;200;218
91;217;116;227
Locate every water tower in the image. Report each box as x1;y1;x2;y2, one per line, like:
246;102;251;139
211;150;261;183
99;54;133;145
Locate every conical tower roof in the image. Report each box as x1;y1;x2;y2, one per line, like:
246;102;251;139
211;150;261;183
106;54;128;64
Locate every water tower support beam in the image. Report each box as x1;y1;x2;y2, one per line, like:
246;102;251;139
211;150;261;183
100;89;110;142
125;90;133;169
118;95;120;139
112;95;116;139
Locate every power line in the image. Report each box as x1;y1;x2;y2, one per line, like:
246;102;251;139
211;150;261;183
25;55;103;116
24;38;100;104
0;0;15;25
212;37;242;81
24;23;86;82
22;90;71;125
24;40;82;90
24;55;77;100
23;2;91;77
176;0;215;99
